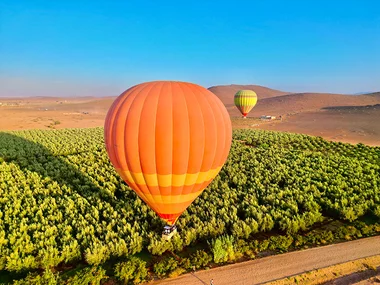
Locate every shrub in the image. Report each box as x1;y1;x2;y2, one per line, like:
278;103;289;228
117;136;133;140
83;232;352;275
84;244;110;265
153;257;178;278
190;250;213;269
114;257;148;284
169;267;186;278
210;235;236;263
13;269;59;285
65;266;108;285
255;239;270;252
268;235;293;252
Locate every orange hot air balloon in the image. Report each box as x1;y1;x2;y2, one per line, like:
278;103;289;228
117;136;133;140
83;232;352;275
104;81;232;227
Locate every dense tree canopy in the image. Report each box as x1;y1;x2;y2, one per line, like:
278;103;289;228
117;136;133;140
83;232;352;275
0;128;379;282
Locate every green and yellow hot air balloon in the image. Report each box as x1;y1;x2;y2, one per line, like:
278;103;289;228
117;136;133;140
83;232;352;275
234;90;258;118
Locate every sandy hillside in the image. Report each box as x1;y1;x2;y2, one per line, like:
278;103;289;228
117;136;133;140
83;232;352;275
208;84;289;108
0;86;379;146
259;104;380;146
211;85;380;145
220;89;380;117
252;92;380;114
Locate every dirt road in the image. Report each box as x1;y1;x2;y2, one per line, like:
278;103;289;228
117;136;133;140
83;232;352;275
152;236;380;285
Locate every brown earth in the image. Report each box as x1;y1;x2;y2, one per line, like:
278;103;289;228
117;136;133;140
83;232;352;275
246;93;380;116
150;236;380;285
257;105;380;147
213;86;380;146
267;255;380;285
0;85;379;146
0;96;115;130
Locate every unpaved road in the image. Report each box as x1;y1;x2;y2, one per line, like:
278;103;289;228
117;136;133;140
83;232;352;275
152;236;380;285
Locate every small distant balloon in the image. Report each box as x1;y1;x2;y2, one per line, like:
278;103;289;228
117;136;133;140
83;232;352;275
234;90;258;118
104;81;232;226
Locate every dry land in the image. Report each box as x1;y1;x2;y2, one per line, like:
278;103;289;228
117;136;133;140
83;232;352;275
151;236;380;285
1;87;379;146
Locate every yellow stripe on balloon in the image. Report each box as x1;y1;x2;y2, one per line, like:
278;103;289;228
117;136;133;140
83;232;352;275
116;166;222;187
143;190;203;205
149;201;196;214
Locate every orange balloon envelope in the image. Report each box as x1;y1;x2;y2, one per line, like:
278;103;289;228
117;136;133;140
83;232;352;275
104;81;232;225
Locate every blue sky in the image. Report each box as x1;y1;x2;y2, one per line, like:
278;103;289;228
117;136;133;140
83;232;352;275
0;0;379;96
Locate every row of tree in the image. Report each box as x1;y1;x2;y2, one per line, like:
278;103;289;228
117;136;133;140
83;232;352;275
0;128;379;279
10;219;380;284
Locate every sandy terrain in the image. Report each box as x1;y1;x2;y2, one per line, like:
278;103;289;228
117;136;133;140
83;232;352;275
0;86;379;146
268;255;380;285
259;105;380;146
0;96;114;130
327;270;380;285
215;87;380;146
151;236;380;285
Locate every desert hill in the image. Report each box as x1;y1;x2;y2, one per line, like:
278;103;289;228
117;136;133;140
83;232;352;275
210;85;380;117
365;92;380;98
207;85;380;146
0;84;379;146
208;84;289;107
244;92;380;117
207;85;380;116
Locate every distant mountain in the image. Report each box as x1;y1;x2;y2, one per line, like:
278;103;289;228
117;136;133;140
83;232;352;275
4;84;380;119
364;91;380;97
207;84;289;107
207;85;380;117
352;92;375;95
251;92;380;115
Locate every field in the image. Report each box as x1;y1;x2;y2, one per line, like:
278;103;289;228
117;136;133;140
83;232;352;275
2;1;379;283
1;87;380;147
0;97;111;130
0;128;379;284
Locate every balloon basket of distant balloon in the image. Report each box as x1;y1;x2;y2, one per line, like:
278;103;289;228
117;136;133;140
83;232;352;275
162;225;178;241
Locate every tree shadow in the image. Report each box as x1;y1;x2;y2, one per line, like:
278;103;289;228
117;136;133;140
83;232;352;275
0;131;113;203
0;131;121;281
322;265;380;285
0;130;163;249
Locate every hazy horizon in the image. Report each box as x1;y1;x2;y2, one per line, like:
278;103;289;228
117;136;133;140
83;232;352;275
0;77;378;98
